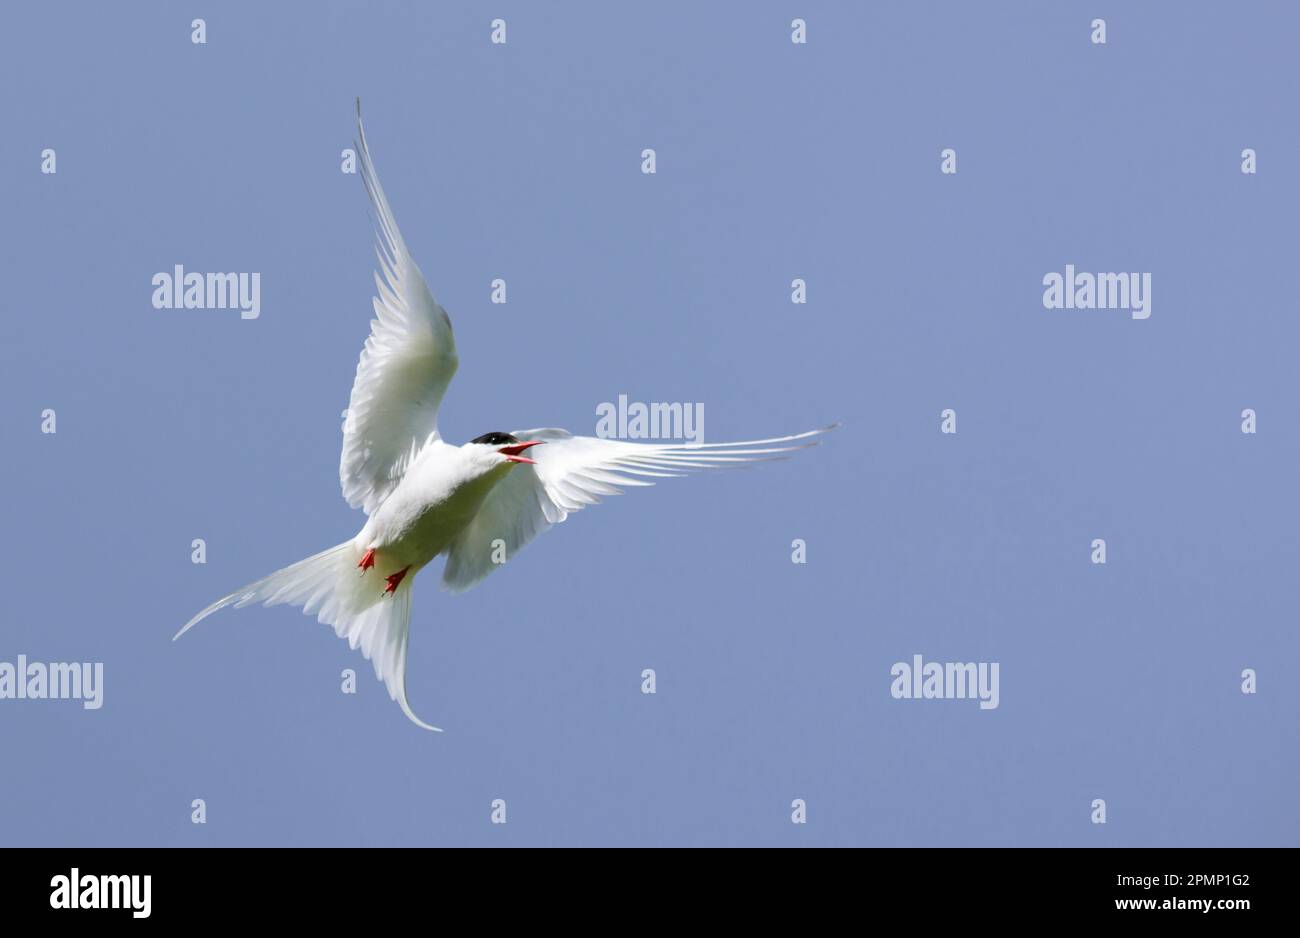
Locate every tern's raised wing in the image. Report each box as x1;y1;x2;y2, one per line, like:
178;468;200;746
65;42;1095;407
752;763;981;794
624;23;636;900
440;425;836;593
340;101;459;516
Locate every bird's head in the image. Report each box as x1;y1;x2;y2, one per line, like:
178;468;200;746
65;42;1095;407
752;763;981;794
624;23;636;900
466;432;545;467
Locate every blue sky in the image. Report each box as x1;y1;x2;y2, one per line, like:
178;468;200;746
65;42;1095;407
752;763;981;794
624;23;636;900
1;1;1296;846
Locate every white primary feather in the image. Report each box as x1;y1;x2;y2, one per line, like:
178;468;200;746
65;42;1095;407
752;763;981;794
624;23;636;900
340;100;459;516
441;425;836;593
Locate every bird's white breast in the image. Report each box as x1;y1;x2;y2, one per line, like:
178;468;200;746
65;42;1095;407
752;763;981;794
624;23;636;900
357;441;511;570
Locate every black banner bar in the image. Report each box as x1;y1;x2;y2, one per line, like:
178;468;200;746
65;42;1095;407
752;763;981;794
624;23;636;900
1;847;1282;923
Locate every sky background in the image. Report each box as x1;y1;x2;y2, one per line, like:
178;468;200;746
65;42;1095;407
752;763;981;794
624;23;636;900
2;1;1297;847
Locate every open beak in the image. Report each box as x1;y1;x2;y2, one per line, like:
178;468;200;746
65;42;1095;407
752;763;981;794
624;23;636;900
499;440;544;464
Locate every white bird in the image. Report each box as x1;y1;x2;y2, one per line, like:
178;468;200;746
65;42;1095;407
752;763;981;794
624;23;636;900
175;102;835;731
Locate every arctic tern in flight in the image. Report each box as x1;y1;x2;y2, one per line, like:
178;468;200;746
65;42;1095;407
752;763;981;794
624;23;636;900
175;102;834;731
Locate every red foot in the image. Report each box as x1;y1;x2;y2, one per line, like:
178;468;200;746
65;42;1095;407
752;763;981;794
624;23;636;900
384;565;411;594
358;548;376;572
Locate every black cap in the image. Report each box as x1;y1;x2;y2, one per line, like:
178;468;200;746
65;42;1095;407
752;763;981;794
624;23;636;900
470;432;519;446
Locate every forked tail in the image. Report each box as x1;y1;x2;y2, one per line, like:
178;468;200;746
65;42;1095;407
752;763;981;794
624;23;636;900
173;541;439;731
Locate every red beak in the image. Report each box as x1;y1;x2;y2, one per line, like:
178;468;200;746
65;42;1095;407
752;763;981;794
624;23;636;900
499;440;544;464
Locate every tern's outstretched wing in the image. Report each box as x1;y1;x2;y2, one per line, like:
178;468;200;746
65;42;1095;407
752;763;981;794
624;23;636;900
340;101;459;516
441;426;836;593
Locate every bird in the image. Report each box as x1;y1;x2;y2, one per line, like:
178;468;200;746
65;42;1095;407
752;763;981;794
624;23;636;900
174;101;835;731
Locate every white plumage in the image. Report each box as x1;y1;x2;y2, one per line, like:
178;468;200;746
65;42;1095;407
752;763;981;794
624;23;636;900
175;102;834;731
